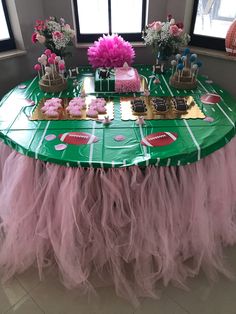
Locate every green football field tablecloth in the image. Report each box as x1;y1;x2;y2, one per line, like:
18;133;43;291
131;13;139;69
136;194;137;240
0;65;236;168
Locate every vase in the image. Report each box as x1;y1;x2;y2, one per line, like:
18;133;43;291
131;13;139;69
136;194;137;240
153;50;170;75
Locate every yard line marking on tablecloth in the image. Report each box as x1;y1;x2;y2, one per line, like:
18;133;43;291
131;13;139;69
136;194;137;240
155;90;158;94
59;91;63;98
123;159;126;167
162;75;174;96
160;85;165;94
216;103;235;128
155;158;160;166
35;121;50;159
166;158;171;166
25;77;37;94
197;79;208;92
37;92;40;96
139;124;148;158
148;77;153;90
112;161;115;168
134;160;138;166
77;161;81;167
177;90;180;94
89;120;96;167
220;89;224;93
183;119;201;161
100;162;104;168
212;107;215;112
66;162;70;167
177;160;181;166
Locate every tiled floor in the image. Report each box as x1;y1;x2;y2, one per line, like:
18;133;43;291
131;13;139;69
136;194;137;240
1;246;236;314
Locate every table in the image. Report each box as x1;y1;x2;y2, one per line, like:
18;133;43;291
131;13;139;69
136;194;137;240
1;66;236;305
0;65;236;167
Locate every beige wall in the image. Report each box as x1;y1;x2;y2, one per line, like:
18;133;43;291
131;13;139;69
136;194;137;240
0;0;236;99
0;0;45;97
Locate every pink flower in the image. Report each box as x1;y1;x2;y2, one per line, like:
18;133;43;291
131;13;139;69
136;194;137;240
36;33;46;44
31;33;37;43
64;24;71;30
53;31;63;39
148;21;162;31
169;25;183;36
176;22;184;29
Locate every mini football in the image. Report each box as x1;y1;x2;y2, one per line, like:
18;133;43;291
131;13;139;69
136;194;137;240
59;132;99;145
141;132;178;147
200;93;221;104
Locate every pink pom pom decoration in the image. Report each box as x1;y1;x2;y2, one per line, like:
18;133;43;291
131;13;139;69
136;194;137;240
87;34;135;68
34;64;41;71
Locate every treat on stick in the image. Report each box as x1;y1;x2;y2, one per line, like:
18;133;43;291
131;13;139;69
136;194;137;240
45;66;52;85
59;63;65;82
171;60;177;75
34;64;41;78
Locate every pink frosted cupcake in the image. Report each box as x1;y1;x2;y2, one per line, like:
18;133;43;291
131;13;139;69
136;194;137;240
86;108;98;118
95;98;106;106
68;108;82;119
97;105;107;114
44;109;60;120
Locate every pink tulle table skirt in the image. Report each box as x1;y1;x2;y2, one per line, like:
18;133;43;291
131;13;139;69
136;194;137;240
1;139;236;305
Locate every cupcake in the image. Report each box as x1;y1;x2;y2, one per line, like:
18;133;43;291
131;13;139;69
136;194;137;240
68;108;82;119
44;109;60;120
86;108;98;118
97;105;107;114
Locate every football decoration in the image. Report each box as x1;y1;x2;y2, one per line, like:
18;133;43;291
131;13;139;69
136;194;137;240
200;93;221;105
225;19;236;56
59;132;99;145
141;132;178;147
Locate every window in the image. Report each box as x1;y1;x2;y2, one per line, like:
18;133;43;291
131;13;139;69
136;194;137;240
73;0;147;43
0;0;15;52
190;0;236;50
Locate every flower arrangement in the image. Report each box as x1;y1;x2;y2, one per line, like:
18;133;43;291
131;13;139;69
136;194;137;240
87;34;135;68
32;17;75;57
143;15;190;58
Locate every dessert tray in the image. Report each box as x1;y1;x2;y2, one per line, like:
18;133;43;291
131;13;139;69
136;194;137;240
120;96;206;120
30;96;114;120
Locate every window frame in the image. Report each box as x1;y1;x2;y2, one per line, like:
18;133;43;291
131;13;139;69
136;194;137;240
72;0;147;43
0;0;16;52
190;0;226;51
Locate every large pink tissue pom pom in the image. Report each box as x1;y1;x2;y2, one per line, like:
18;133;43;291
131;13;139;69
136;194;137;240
87;34;135;68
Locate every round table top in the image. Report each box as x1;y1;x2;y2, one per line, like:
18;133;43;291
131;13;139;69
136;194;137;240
0;65;235;168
